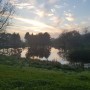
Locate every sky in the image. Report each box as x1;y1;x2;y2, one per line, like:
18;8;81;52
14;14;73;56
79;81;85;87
6;0;90;39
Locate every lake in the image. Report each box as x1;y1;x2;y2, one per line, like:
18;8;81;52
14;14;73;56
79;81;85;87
0;47;68;64
21;47;68;64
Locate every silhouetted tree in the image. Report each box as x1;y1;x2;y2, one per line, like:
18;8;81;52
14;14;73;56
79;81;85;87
11;33;21;48
24;32;51;48
24;32;30;46
43;32;51;46
0;0;14;31
0;33;22;48
57;30;81;51
82;32;90;48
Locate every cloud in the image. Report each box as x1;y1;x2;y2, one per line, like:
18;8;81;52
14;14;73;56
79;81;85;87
14;0;54;18
35;9;46;18
11;15;61;31
64;12;75;22
35;9;54;18
48;0;58;4
50;16;63;26
7;22;61;40
54;5;62;9
51;8;56;13
13;0;37;9
62;23;88;32
9;0;17;4
65;17;75;22
15;3;35;9
7;15;62;39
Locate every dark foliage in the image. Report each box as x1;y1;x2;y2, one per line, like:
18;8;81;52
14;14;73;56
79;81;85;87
24;32;51;47
0;32;22;48
53;30;90;65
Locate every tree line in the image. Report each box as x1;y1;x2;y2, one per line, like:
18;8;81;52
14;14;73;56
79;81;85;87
52;30;90;50
24;32;51;47
52;30;90;66
0;32;51;48
0;33;21;48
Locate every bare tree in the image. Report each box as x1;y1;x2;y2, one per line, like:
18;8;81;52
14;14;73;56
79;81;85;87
0;0;14;32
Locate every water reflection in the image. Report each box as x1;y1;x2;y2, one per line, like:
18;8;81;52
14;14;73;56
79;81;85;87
0;48;22;58
21;47;68;64
25;47;51;59
0;47;68;64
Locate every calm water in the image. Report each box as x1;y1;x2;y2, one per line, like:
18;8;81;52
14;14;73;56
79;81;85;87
21;47;68;64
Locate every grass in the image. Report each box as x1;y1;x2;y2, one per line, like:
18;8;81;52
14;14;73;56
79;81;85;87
0;55;90;90
0;65;90;90
0;55;62;70
0;55;84;71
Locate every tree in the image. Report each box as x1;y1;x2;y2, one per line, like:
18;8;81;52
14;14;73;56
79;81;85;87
0;0;14;31
24;32;30;43
11;33;21;47
24;32;51;47
57;30;81;51
0;32;22;48
82;32;90;48
43;32;51;46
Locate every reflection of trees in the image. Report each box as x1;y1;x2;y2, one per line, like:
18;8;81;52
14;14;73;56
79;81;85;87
0;48;22;58
10;48;22;58
66;49;90;67
26;47;51;60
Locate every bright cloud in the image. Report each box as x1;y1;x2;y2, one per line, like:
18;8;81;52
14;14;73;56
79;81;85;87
15;3;34;9
65;17;75;21
13;16;59;31
35;9;54;18
64;12;75;22
48;0;58;4
50;16;63;26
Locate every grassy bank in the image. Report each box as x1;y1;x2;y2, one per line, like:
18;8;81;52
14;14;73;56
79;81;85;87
0;56;90;90
0;65;90;90
0;55;85;71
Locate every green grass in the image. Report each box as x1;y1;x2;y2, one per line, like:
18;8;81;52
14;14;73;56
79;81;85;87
0;55;62;70
0;65;90;90
0;55;90;90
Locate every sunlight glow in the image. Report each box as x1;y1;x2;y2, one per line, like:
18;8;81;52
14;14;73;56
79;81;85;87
13;16;58;30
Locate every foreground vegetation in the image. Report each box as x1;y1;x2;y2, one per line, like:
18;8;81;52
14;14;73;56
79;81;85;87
0;56;90;90
0;55;85;71
0;65;90;90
